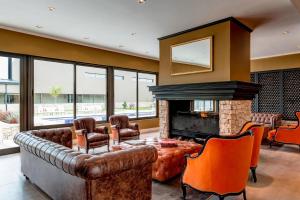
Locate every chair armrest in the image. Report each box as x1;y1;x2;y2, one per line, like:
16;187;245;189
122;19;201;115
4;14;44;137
128;123;139;130
95;126;108;134
75;129;87;136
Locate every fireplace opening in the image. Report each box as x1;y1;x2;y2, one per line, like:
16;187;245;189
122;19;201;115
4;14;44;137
169;100;219;139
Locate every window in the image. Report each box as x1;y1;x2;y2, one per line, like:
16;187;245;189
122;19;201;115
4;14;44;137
138;73;157;117
0;55;20;150
114;70;137;118
34;59;74;126
76;65;107;121
194;100;214;112
32;58;157;127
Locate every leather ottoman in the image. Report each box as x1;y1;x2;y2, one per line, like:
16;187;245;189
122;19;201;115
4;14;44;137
112;138;202;182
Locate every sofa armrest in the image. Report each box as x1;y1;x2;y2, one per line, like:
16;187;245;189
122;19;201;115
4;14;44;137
95;126;108;134
128;123;139;130
80;145;158;179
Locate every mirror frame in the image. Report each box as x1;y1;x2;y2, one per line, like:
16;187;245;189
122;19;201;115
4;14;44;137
170;36;213;76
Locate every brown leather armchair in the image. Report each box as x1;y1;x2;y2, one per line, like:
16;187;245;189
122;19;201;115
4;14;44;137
109;115;140;144
73;118;109;153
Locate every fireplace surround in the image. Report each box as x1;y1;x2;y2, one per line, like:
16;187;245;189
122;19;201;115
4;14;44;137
149;81;260;138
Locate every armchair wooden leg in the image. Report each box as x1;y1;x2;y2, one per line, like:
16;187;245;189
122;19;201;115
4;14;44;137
86;147;89;154
251;167;257;183
219;196;224;200
298;145;300;152
107;142;110;152
181;183;187;200
243;190;247;200
77;146;80;151
269;141;273;149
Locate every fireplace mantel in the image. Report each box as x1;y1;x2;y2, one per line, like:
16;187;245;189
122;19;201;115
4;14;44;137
149;81;260;100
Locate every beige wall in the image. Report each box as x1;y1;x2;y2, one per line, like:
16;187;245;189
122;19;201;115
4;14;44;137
0;28;159;129
0;28;159;72
159;20;251;85
251;53;300;72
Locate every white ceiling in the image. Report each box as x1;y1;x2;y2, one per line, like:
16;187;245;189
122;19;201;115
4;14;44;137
0;0;300;60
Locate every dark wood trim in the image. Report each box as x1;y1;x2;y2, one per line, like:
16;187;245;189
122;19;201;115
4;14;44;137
27;56;34;130
158;17;252;40
136;72;139;118
0;147;20;156
107;67;114;118
149;81;260;100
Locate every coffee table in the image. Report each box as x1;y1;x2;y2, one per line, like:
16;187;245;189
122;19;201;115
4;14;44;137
112;137;202;182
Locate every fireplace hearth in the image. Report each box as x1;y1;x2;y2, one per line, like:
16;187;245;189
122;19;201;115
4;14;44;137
169;100;219;139
150;81;260;138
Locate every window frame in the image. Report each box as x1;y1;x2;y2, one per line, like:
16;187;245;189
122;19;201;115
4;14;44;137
29;56;158;130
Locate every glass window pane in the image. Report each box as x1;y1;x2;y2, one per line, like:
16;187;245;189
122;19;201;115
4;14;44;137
138;73;156;117
76;65;107;121
0;56;20;150
34;59;74;126
194;100;214;112
0;56;9;80
114;70;137;118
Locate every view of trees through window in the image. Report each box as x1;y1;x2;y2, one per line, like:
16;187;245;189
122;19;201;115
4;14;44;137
76;65;107;121
114;70;137;118
0;56;20;150
114;70;157;118
33;59;157;126
138;73;157;117
34;60;74;126
194;100;214;112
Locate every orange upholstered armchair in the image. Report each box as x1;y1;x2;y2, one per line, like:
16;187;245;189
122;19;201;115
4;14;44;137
239;122;265;182
268;112;300;150
181;132;254;200
73;118;109;153
109;115;140;144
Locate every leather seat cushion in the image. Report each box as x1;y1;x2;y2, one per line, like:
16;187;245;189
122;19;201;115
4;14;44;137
87;133;109;142
119;129;139;137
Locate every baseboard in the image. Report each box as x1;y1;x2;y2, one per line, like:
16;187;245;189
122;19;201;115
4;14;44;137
140;127;159;134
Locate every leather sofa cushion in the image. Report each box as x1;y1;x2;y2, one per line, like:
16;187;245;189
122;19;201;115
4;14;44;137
87;133;109;142
119;129;139;137
31;128;72;148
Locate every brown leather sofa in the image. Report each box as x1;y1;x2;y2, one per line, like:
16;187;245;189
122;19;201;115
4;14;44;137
109;115;140;144
251;112;282;140
14;128;157;200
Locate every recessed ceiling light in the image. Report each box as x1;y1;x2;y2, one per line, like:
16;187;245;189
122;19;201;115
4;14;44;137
35;25;43;29
282;31;290;35
48;6;56;11
137;0;146;4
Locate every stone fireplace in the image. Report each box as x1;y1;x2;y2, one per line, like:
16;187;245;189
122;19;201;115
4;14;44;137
150;81;260;138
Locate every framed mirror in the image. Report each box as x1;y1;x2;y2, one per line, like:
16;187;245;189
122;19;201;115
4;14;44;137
171;36;213;75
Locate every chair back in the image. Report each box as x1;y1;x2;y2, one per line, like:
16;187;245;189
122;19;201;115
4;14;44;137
183;132;254;195
109;115;129;129
73;118;96;133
